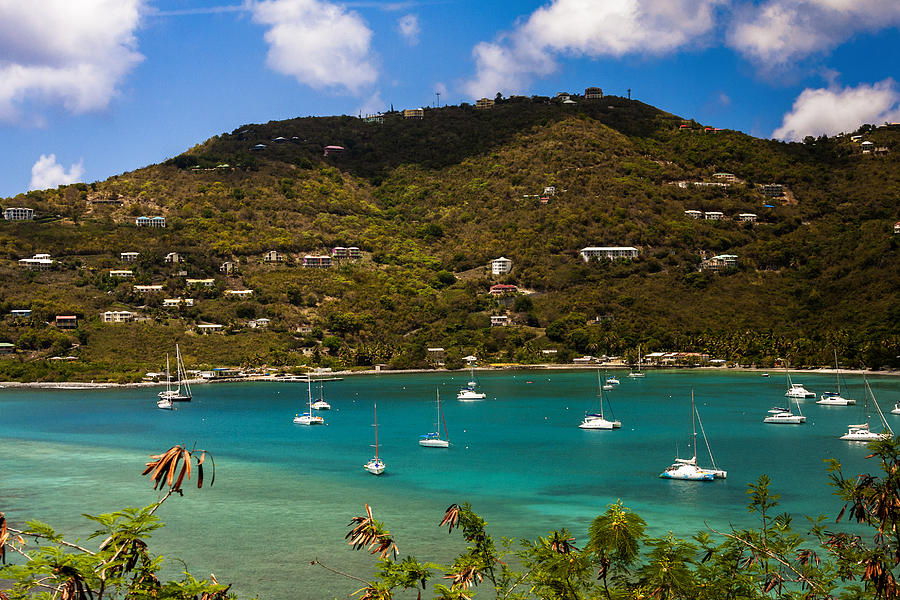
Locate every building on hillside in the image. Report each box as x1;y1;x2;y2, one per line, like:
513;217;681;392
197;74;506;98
134;285;164;293
684;210;702;219
323;145;345;157
197;324;223;334
18;255;55;270
165;252;181;263
331;246;348;259
109;269;133;278
580;247;639;261
584;86;603;99
120;251;139;262
704;211;724;220
737;213;758;222
762;184;784;197
251;144;266;151
135;216;166;228
543;186;556;196
302;255;332;268
4;207;34;220
700;254;738;272
363;113;384;124
0;342;15;354
489;284;519;295
894;221;900;234
491;257;512;275
186;278;215;287
491;315;510;327
102;310;135;323
403;108;424;119
11;309;32;318
220;261;235;274
713;172;736;182
163;298;194;307
249;318;270;328
475;98;494;110
225;289;254;298
55;315;78;329
861;141;875;153
263;250;282;263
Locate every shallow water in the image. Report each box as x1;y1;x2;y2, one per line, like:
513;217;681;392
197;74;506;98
2;369;899;599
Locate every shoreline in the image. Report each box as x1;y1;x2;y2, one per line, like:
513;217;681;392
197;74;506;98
1;364;897;390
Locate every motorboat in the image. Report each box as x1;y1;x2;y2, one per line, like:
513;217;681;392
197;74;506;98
786;383;815;398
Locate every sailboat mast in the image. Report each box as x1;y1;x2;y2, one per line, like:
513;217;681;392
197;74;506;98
165;354;172;393
834;349;841;394
374;403;379;460
307;379;313;412
439;391;449;441
691;390;697;460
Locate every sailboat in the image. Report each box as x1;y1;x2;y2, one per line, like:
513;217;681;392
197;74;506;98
311;379;331;410
763;393;806;424
840;378;893;442
579;371;622;430
364;403;386;474
419;390;450;447
628;346;645;378
156;396;174;410
293;379;325;425
817;351;856;405
457;360;487;400
660;390;726;480
784;369;815;398
157;344;192;402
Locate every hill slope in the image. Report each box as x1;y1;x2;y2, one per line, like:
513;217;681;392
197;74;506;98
1;96;898;381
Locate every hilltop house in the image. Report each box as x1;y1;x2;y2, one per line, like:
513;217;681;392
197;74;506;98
403;108;424;119
684;210;702;219
475;98;495;110
165;252;181;263
134;285;164;293
737;213;758;223
489;284;519;295
135;216;166;228
163;298;194;307
102;310;135;323
225;289;254;298
120;251;139;262
491;315;510;327
491;257;512;275
323;145;345;157
263;250;283;263
220;261;235;274
704;211;724;220
303;255;332;268
584;86;603;99
55;315;77;329
580;247;639;261
4;207;34;220
186;278;215;287
19;254;54;270
700;254;738;272
109;269;133;278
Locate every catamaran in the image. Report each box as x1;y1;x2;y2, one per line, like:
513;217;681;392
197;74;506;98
364;403;386;474
457;360;487;400
579;371;622;430
840;378;893;442
817;351;855;406
293;379;325;425
763;394;806;424
419;390;450;447
660;390;726;480
785;369;815;398
157;344;192;403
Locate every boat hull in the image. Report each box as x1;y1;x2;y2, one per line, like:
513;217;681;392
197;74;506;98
293;414;324;425
457;390;486;401
660;465;714;481
579;417;621;430
763;414;806;424
817;394;855;406
311;401;331;410
156;399;174;410
158;391;191;402
419;439;450;448
364;459;385;475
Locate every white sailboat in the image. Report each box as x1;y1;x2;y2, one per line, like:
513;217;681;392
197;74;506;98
763;394;806;424
156;397;174;410
311;379;331;410
419;390;450;447
784;369;815;398
364;403;386;474
579;371;622;430
817;351;856;406
606;375;620;385
840;378;893;442
293;379;325;425
157;344;192;402
457;360;486;400
628;346;645;378
660;391;725;480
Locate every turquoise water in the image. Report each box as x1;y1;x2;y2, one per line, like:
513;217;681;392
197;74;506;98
2;370;899;599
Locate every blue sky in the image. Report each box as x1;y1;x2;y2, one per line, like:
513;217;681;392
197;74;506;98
2;0;899;197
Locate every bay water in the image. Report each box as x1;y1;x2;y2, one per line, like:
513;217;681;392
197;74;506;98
2;369;899;599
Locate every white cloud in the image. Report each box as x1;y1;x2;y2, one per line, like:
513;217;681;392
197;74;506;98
29;154;85;191
397;13;420;45
773;79;900;141
356;90;385;116
464;0;725;98
728;0;900;67
248;0;377;93
0;0;144;122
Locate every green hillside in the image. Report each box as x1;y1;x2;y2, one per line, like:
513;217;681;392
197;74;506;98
1;95;898;381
